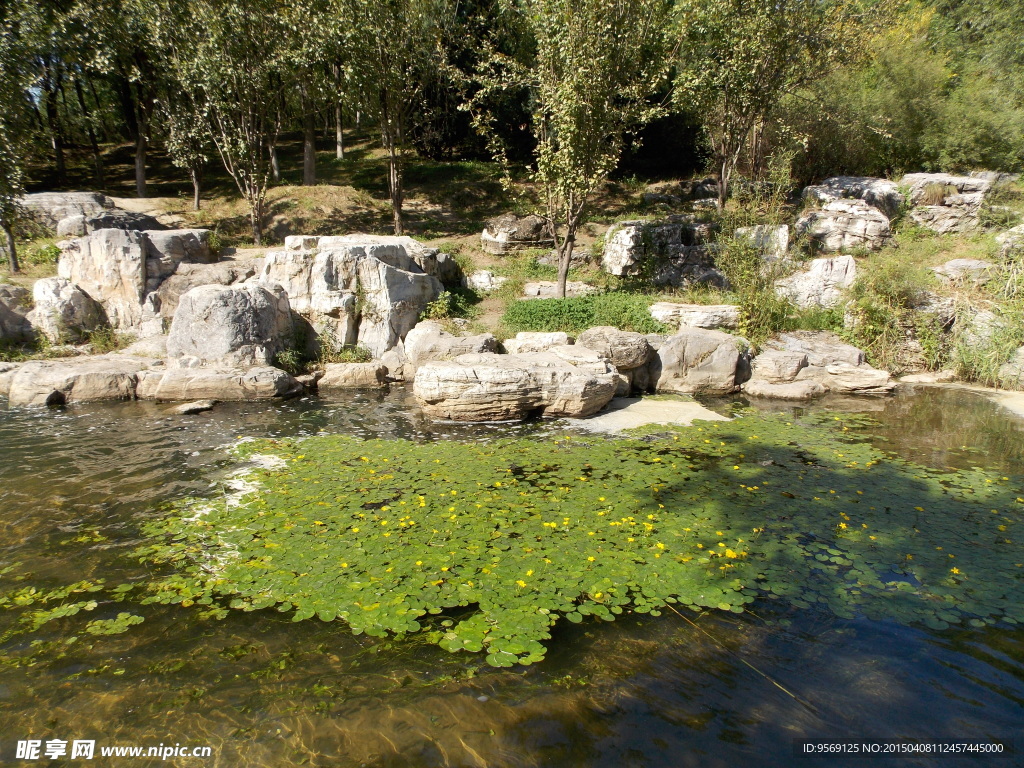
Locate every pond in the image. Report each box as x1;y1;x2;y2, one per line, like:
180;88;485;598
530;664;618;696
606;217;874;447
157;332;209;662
0;387;1021;767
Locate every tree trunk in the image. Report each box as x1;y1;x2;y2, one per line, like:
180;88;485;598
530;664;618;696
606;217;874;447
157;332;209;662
388;144;403;235
191;166;202;211
334;65;344;160
42;65;67;186
270;142;281;184
2;221;18;274
718;155;729;211
74;78;105;190
250;197;263;246
302;87;316;186
135;132;147;198
556;216;578;300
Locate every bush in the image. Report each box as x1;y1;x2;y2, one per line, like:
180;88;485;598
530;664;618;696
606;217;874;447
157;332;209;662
499;292;667;336
420;289;480;322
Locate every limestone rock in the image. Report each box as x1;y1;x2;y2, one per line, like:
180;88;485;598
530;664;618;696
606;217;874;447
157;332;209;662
651;327;741;395
260;237;443;357
380;342;408;381
932;259;997;285
801;363;894;394
802;177;904;218
169;400;216;415
142;230;214;290
6;354;154;407
413;351;616;421
743;379;826;400
909;206;981;234
544;344;611;374
166;283;293;368
998;347;1024;386
763;331;865;367
734;224;789;260
139;258;259;335
0;285;33;342
480;214;553;255
403;321;500;376
318;362;389;390
601;216;717;283
27;277;105;342
901;173;991;234
135;366;301;401
996;225;1024;259
795;199;890;252
0;362;21;399
20;192;113;230
900;370;957;384
58;228;147;329
649;302;741;330
503;332;572;354
576;326;652;370
463;270;509;293
901;173;991;205
521;281;599;299
750;350;808;384
774;255;856;308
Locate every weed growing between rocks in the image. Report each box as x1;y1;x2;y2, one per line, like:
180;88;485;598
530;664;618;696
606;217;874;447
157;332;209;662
499;293;668;337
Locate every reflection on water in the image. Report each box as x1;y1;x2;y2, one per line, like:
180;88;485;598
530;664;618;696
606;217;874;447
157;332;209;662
0;387;1022;767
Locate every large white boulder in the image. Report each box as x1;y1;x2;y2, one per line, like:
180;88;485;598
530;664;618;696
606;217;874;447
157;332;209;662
6;354;155;407
480;214;553;255
260;236;443;358
403;321;500;376
802;177;904;218
651;327;741;395
734;224;789;260
932;259;997;285
166;283;293;368
20;192;113;229
318;362;389;390
996;225;1024;260
576;326;653;371
413;351;616;421
503;332;572;354
135;366;301;401
0;285;33;342
27;277;105;342
601;216;718;285
649;302;741;330
901;173;991;234
795;200;890;252
774;255;857;308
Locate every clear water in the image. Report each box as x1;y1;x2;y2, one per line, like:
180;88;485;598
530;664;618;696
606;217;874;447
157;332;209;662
0;388;1021;767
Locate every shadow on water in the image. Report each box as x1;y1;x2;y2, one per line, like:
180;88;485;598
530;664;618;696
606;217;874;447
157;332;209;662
0;387;1021;767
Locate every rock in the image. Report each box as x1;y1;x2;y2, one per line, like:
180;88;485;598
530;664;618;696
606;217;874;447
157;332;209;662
296;372;323;389
544;344;611;374
122;335;168;358
743;379;826;400
764;331;865;367
463;270;509;293
998;347;1024;385
260;236;443;358
139;258;259;334
734;224;789;260
774;255;856;308
403;321;500;376
932;259;997;285
80;209;164;234
900;370;957;384
58;229;147;329
169;399;216;415
503;332;572;354
166;283;293;368
413;351;616;421
651;327;741;395
795;199;890;252
802;177;904;218
749;350;808;384
56;215;88;237
0;362;20;398
520;281;599;299
6;354;154;407
601;216;717;280
535;249;590;269
142;230;214;290
318;362;389;390
576;326;652;370
135;366;302;401
996;225;1024;259
961;308;1003;345
480;214;553;255
27;277;105;342
801;363;894;394
970;171;1020;184
0;285;33;342
649;302;741;330
901;173;991;234
612;372;631;396
20;192;113;230
380;343;408;381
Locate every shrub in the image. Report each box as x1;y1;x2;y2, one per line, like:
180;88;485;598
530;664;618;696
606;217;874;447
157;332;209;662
420;289;480;322
499;292;667;336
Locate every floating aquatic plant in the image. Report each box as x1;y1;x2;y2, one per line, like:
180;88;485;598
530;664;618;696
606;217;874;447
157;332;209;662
129;412;1023;666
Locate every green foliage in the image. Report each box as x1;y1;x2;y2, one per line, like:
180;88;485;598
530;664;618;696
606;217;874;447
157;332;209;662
83;327;134;354
420;289;480;322
20;240;60;266
133;413;1024;666
499;293;667;336
273;348;306;376
319;344;373;365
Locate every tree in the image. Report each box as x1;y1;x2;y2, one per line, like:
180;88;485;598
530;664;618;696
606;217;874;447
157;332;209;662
674;0;876;209
143;0;288;244
0;3;35;273
473;0;671;298
158;90;210;210
343;0;450;235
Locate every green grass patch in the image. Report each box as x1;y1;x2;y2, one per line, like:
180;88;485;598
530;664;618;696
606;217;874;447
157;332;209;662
499;292;668;337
